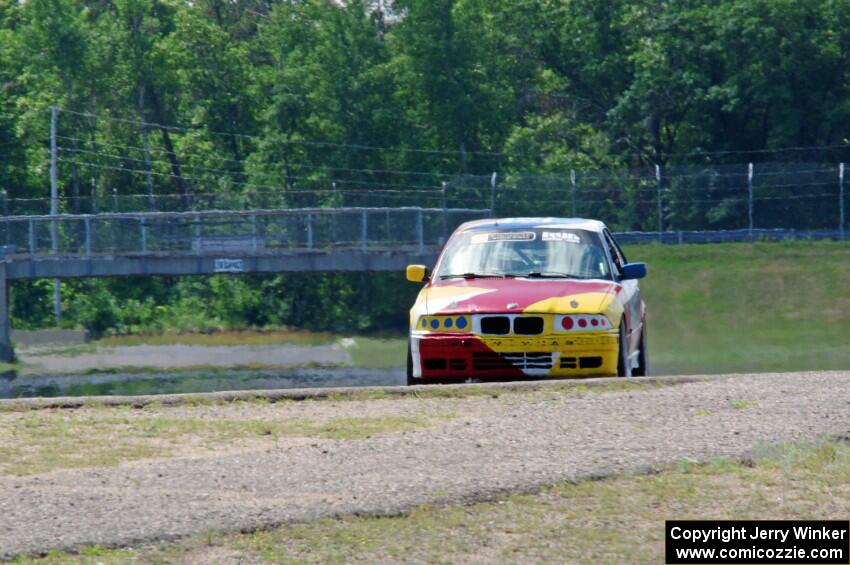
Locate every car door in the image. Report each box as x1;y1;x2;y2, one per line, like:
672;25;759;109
602;229;643;355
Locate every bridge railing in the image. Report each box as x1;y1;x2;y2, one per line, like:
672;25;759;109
0;207;492;258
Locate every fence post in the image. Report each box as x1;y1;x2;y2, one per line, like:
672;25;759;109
570;169;577;217
50;108;62;324
1;191;7;247
838;163;844;241
490;172;497;218
748;162;754;240
655;164;663;242
441;181;448;240
194;214;201;253
28;219;35;256
84;217;91;257
50;106;58;252
140;217;148;254
251;215;258;252
306;213;313;250
416;208;424;254
361;209;368;252
50;107;63;322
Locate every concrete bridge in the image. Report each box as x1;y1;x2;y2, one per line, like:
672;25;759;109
0;206;490;361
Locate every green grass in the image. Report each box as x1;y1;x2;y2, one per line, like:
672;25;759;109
346;336;408;369
729;399;753;410
15;438;850;564
624;241;850;375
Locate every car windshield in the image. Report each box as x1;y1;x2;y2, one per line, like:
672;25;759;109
436;228;611;280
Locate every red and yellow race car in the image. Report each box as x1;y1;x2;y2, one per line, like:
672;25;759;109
405;218;647;384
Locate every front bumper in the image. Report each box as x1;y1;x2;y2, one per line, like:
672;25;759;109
411;331;619;379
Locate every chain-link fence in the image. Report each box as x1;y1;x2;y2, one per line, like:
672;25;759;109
10;161;846;237
444;162;847;233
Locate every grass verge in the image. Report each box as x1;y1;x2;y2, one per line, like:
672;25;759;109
627;241;850;375
12;437;849;564
343;336;408;369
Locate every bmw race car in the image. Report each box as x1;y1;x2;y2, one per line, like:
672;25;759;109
405;218;647;384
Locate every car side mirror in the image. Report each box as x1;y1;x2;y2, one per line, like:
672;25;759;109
406;264;428;283
621;262;647;280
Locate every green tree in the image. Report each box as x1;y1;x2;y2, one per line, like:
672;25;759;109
390;0;516;174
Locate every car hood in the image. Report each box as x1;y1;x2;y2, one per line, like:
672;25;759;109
411;278;622;319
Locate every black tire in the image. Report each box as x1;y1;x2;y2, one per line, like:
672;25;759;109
632;323;649;377
617;321;632;378
406;342;418;386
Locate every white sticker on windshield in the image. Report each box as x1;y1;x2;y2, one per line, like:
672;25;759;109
542;231;580;243
470;231;536;244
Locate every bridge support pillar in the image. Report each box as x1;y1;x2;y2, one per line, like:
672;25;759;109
0;263;12;362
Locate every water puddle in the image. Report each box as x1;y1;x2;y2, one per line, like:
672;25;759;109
0;368;404;399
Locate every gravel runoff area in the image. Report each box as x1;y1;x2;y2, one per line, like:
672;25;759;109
1;371;849;559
